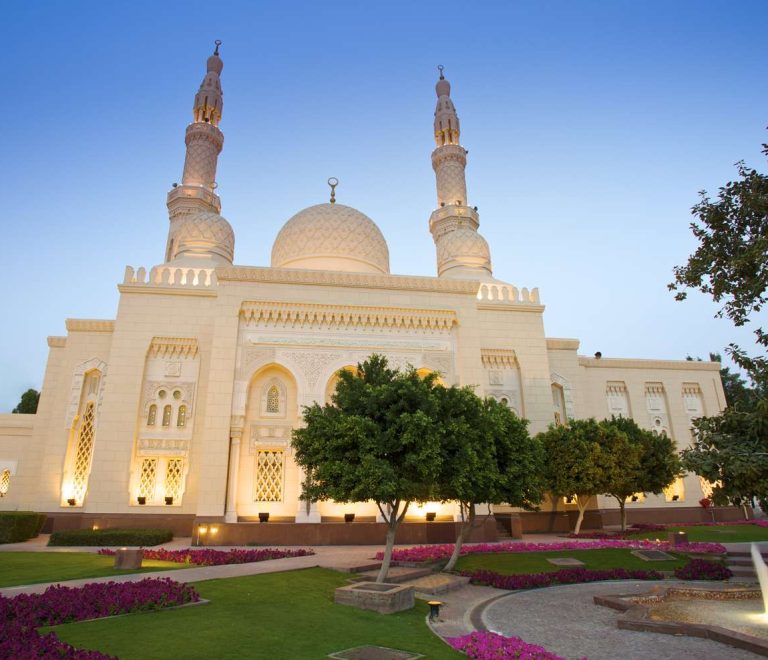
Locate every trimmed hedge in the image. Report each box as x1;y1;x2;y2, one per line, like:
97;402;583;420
48;528;173;547
0;512;47;544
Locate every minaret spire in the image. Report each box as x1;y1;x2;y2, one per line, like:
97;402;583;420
428;68;492;279
164;42;234;265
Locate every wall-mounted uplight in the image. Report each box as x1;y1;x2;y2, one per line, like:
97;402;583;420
67;498;76;506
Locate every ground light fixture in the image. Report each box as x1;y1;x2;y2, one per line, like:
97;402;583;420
428;600;443;620
426;511;437;522
67;498;76;506
196;524;208;546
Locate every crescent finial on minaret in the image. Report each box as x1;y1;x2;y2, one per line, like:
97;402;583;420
438;64;445;80
214;39;222;56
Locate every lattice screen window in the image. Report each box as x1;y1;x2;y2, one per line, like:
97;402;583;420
0;469;10;497
699;477;715;499
254;449;284;502
266;386;280;413
164;458;184;501
72;402;96;503
139;459;157;499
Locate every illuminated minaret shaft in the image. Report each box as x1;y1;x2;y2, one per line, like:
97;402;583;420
429;66;492;279
165;41;225;261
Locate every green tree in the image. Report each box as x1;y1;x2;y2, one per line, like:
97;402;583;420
291;355;443;582
681;399;768;508
12;389;39;414
601;417;682;530
670;141;768;386
687;353;763;411
538;419;617;535
435;389;543;571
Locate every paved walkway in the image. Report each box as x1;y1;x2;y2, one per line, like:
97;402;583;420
479;580;762;659
6;533;764;658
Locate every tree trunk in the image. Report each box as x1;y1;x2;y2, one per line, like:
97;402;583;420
444;502;475;572
615;497;627;531
574;496;588;535
547;495;559;533
376;522;398;583
375;500;409;583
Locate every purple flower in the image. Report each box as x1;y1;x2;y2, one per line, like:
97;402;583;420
674;559;732;580
97;547;314;566
460;567;663;591
447;631;572;660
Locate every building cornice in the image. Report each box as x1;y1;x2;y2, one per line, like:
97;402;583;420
65;319;115;333
47;336;67;348
579;356;721;371
148;337;199;359
546;338;580;351
481;348;518;369
240;301;458;332
217;266;479;295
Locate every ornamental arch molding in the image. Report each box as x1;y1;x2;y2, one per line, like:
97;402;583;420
234;361;300;418
65;358;108;428
550;371;575;421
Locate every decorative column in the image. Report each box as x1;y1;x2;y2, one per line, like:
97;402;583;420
224;418;243;523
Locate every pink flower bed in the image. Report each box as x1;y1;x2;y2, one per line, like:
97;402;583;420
462;566;664;591
376;539;726;563
0;578;199;659
447;631;570;660
97;546;314;566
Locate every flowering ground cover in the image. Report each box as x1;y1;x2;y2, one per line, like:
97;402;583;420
447;631;569;660
462;566;665;590
0;552;185;588
97;546;314;566
51;568;461;659
377;539;725;563
673;558;733;580
453;548;685;576
0;578;199;659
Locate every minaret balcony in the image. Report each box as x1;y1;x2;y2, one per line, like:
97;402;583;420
167;184;221;214
429;204;479;235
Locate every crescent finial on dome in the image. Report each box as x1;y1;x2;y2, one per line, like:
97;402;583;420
328;177;338;204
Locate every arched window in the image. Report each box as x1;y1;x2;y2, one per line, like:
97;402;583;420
266;385;280;414
147;404;157;426
0;469;10;497
72;402;96;504
177;405;187;428
162;405;172;427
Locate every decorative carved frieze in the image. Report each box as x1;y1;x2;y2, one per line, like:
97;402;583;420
164;361;182;377
249;423;293;455
137;437;190;456
47;336;67;348
65;319;115;333
141;381;196;413
481;349;518;369
240;301;458;333
148;337;199;359
283;351;339;389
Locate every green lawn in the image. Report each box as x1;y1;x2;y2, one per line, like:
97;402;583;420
626;524;768;543
455;548;686;575
0;552;186;587
51;568;459;659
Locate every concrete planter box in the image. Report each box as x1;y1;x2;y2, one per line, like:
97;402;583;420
335;581;415;614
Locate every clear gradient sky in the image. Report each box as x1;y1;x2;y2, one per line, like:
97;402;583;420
1;1;766;412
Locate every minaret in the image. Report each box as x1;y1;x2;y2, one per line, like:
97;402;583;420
429;66;492;279
164;41;234;265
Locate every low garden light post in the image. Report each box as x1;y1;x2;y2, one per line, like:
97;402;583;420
428;600;443;621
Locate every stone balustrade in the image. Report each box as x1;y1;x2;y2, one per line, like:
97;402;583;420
477;282;540;304
123;265;217;288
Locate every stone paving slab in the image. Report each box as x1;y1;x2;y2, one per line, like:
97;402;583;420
480;581;762;659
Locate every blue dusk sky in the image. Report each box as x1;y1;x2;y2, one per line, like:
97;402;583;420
1;1;766;412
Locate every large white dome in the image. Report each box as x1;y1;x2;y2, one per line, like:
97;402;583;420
271;203;390;274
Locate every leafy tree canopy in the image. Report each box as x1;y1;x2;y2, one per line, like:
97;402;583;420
687;353;765;411
538;419;618;534
681;399;768;507
12;389;39;414
434;388;543;570
601;416;682;529
671;141;768;387
291;354;443;581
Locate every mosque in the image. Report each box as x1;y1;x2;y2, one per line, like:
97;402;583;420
0;45;734;542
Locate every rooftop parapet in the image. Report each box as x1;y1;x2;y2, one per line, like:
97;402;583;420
122;265;218;289
477;282;540;305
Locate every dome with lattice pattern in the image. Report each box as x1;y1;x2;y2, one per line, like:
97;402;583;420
271;203;390;274
171;210;234;265
436;226;491;277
